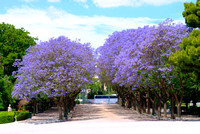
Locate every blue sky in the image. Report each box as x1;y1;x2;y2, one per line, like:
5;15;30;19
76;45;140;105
0;0;196;48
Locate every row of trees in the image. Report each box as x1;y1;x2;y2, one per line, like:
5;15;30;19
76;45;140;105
97;14;200;118
96;0;200;119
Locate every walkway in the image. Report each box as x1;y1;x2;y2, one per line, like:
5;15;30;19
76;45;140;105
71;104;157;122
19;104;157;124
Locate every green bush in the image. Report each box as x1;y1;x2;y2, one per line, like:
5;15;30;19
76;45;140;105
15;111;29;121
0;111;15;124
0;111;30;124
76;99;80;104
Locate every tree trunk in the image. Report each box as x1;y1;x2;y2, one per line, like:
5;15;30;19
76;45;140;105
121;97;125;107
52;96;64;120
149;96;155;115
36;103;38;114
142;98;146;113
163;101;167;118
177;103;181;118
131;96;136;110
152;102;155;115
157;99;161;118
147;92;150;114
137;93;142;114
170;97;175;119
193;100;197;114
118;96;121;104
58;105;63;120
138;102;142;114
125;98;128;108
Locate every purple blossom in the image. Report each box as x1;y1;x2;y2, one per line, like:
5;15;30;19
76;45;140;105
12;36;96;99
97;19;188;90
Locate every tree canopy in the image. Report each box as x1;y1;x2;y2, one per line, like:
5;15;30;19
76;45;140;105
12;36;95;100
97;19;189;118
182;0;200;28
169;30;200;74
0;22;37;77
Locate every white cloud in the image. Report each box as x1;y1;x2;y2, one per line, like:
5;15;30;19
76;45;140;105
0;6;159;48
83;4;89;8
92;0;189;8
73;0;87;3
47;0;60;2
73;0;89;8
21;0;37;2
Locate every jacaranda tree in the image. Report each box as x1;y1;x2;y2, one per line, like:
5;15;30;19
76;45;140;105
12;36;95;120
97;19;189;119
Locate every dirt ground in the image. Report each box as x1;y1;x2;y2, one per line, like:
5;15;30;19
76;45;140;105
71;104;158;122
20;103;200;124
20;104;157;124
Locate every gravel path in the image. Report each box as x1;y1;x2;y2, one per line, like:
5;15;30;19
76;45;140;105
71;104;158;122
19;104;200;125
20;104;158;124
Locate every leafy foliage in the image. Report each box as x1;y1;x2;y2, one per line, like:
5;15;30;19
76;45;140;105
15;111;29;121
0;76;11;110
0;111;29;124
0;22;37;76
0;111;15;124
169;30;200;74
182;0;200;28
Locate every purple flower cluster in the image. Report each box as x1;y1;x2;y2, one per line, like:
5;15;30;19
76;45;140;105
12;36;96;99
97;19;189;89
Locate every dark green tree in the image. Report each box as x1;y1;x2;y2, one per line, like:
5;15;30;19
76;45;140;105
0;23;36;110
0;54;3;77
169;30;200;74
169;30;200;115
182;0;200;28
0;77;10;110
0;22;37;76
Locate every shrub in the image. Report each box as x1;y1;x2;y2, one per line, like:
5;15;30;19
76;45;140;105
0;111;15;124
15;111;29;121
0;111;30;124
76;100;80;104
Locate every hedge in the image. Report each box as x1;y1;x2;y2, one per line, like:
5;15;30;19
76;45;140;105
0;111;30;124
15;111;29;121
0;111;15;124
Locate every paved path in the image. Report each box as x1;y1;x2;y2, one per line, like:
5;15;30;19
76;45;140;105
0;104;200;134
19;104;157;124
71;104;158;122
